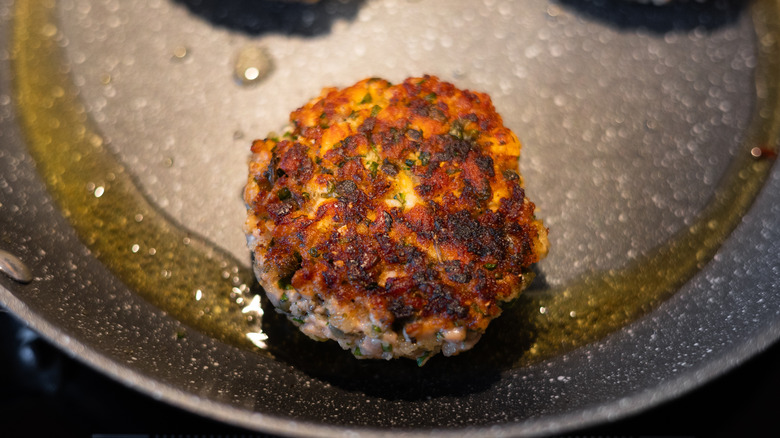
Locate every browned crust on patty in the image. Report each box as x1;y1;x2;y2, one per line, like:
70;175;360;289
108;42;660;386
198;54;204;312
244;75;548;362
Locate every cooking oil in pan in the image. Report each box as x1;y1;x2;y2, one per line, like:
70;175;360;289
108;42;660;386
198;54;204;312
11;0;780;369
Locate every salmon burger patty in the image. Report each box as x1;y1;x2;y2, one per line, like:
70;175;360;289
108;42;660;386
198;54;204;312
244;75;548;364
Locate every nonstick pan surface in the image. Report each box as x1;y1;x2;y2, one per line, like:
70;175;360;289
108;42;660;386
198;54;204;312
2;0;780;436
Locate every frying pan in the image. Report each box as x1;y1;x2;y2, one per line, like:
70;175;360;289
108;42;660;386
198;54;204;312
1;0;779;436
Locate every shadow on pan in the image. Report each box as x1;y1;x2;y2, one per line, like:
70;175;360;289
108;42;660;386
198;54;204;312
173;0;367;37
256;283;542;401
553;0;752;33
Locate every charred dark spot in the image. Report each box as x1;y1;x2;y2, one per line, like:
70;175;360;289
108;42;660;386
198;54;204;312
474;154;495;177
444;260;472;284
276;251;302;289
278;142;313;183
447;210;505;257
378;127;404;147
440;135;472;161
321;269;339;289
502;169;519;181
416;183;433;196
382;211;393;232
266;201;294;222
462;181;492;203
335;179;358;200
423;284;468;318
359;251;379;270
381;158;399;176
406;129;423;141
376;233;400;264
388;299;415;330
412;266;439;285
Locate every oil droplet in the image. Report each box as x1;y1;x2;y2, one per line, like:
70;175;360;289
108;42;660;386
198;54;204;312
234;45;273;86
0;249;33;284
171;45;189;61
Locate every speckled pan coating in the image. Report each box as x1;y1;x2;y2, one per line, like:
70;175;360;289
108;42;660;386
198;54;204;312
1;0;779;436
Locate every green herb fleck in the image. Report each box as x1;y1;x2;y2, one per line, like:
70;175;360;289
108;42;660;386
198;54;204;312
416;351;430;367
277;276;295;291
372;325;382;334
324;180;336;197
404;158;416;168
419;151;430;166
360;93;372;104
449;121;464;139
368;161;379;177
484;262;497;270
280;291;289;302
292;317;305;324
382;343;393;353
277;187;291;201
353;346;362;356
370;105;381;117
424;92;437;102
394;192;406;208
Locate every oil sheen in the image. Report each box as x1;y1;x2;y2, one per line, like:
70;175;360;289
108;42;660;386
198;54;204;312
12;0;780;369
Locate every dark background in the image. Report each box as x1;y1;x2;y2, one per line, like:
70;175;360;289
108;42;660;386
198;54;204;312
1;306;777;438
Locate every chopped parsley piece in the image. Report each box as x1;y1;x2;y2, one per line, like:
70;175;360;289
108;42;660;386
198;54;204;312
382;343;392;353
394;192;406;208
416;351;430;367
370;105;381;117
367;161;379;177
277;187;291;201
323;180;336;197
360;93;372;104
449;121;464;139
484;262;497;270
